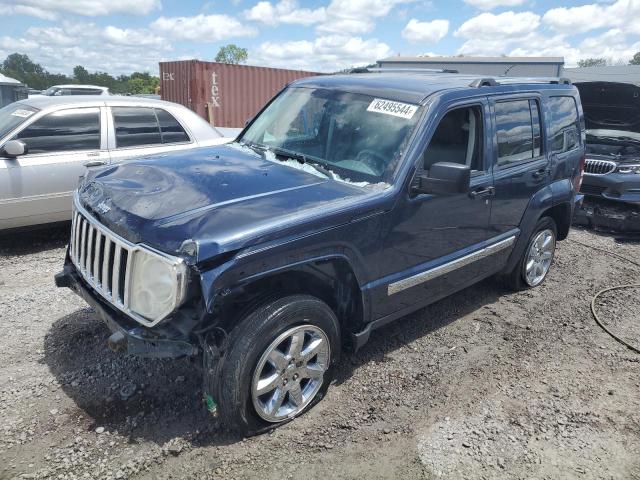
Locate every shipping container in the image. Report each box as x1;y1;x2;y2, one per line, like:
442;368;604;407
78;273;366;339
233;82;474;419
159;60;321;128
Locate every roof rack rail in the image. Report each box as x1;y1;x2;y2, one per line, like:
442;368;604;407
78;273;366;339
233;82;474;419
469;78;497;87
471;76;572;87
351;67;459;74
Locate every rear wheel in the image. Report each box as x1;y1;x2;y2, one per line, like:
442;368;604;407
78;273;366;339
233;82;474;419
214;295;340;434
503;216;557;290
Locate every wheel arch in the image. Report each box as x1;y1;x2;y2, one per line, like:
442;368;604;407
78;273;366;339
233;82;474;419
210;255;367;348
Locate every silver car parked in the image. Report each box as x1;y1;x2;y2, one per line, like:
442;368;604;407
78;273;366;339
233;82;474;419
0;96;238;230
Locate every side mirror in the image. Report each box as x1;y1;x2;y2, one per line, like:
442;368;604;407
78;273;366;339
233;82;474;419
2;140;28;158
412;162;470;195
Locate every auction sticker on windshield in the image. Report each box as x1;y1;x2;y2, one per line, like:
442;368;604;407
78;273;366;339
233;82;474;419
11;109;35;118
367;98;418;119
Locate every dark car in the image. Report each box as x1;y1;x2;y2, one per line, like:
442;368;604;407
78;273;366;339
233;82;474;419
56;72;585;433
577;81;640;204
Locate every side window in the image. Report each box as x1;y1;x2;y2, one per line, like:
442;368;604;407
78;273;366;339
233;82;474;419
422;105;484;172
113;107;161;148
14;108;101;154
548;96;580;155
155;109;190;143
495;99;542;167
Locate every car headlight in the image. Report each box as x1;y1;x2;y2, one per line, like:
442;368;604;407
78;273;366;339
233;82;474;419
617;164;640;174
129;249;188;323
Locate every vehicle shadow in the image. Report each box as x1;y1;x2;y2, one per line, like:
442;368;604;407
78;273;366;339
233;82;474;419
0;222;71;256
43;308;242;447
43;277;504;446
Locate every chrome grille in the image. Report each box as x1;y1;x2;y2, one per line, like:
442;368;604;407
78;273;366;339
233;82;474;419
584;159;616;175
70;204;132;310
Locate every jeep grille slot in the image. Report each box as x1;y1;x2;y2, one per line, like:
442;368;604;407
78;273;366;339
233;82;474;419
69;207;132;309
584;159;616;175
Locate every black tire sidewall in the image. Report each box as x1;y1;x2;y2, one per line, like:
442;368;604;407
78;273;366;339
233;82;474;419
215;295;340;434
519;216;557;288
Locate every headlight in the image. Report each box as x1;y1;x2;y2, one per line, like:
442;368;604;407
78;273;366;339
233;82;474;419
129;249;188;323
617;164;640;174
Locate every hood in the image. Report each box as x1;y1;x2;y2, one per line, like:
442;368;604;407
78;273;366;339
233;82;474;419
576;81;640;133
79;145;376;262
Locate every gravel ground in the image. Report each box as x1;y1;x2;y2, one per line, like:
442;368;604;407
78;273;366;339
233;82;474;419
1;225;639;480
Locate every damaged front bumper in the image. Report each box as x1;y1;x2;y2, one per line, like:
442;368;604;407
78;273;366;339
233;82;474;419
55;260;199;358
580;173;640;205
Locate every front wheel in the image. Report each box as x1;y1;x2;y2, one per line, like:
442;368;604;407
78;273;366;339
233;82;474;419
213;295;340;434
502;216;557;290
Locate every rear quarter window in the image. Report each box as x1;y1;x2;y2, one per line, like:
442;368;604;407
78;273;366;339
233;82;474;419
548;96;580;154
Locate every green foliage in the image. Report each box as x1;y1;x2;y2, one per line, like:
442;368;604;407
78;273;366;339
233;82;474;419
577;58;608;68
0;53;160;94
215;44;248;64
630;52;640;65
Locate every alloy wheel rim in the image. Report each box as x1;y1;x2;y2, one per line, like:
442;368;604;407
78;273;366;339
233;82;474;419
251;324;330;423
524;228;555;287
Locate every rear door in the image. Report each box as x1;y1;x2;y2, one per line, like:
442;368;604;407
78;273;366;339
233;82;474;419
107;106;194;163
489;96;549;235
0;106;107;229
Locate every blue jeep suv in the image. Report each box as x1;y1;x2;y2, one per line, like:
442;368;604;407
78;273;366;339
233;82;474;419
56;71;585;433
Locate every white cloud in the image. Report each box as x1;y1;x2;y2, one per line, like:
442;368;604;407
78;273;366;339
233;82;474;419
0;22;171;75
402;19;449;44
250;34;391;71
463;0;525;11
317;0;416;35
454;11;540;55
0;0;160;19
244;0;326;26
543;0;640;36
150;14;258;42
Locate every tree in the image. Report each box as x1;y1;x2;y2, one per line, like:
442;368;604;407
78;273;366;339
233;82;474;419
577;58;607;68
0;52;160;94
215;44;248;64
630;52;640;65
73;65;89;83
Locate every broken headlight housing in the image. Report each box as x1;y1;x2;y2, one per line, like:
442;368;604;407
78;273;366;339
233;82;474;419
129;248;188;324
616;164;640;174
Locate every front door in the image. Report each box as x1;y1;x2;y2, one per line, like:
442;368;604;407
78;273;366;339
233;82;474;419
0;107;106;229
371;99;497;319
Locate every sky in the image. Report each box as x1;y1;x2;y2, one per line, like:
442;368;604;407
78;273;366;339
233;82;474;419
1;0;640;76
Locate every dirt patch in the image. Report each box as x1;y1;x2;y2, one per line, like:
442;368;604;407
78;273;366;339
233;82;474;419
0;226;639;479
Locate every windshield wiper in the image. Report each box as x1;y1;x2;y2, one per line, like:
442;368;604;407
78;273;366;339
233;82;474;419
269;147;335;179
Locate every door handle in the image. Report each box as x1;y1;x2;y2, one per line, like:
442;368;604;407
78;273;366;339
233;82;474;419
469;186;495;199
84;160;107;167
532;168;550;180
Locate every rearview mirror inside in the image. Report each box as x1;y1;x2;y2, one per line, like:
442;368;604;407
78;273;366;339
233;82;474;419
412;162;471;195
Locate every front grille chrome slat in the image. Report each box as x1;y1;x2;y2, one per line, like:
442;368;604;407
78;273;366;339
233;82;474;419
584;159;616;175
68;202;134;312
68;195;186;328
112;245;122;306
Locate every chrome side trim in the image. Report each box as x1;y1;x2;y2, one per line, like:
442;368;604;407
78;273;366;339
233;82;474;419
387;235;516;295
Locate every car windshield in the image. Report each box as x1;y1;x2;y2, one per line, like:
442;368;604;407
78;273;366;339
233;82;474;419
0;103;38;140
239;87;421;184
586;129;640;144
42;87;60;96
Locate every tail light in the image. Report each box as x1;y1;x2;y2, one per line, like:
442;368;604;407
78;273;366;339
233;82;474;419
573;154;586;192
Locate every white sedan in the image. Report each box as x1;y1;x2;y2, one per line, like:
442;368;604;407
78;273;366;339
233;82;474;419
0;96;239;230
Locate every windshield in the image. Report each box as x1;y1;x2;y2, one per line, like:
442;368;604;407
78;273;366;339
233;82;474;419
0;103;38;140
42;87;60;96
240;87;421;184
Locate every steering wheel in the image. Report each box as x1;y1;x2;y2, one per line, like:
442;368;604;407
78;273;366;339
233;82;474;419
356;149;387;174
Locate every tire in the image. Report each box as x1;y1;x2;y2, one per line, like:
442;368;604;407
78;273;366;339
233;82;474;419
213;294;340;435
502;216;557;291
